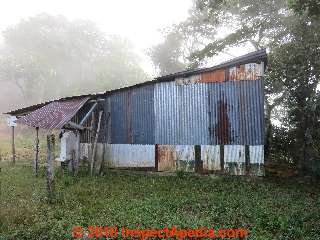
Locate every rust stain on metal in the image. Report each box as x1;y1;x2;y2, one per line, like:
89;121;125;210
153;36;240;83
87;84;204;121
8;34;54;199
236;65;246;80
214;101;230;145
175;74;200;85
157;145;176;171
200;69;225;83
229;67;237;81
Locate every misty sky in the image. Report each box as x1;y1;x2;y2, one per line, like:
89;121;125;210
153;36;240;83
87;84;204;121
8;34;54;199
0;0;193;75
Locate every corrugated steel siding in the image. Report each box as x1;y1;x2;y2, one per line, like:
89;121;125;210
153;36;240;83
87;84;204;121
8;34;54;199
208;80;264;145
105;144;155;168
154;82;210;145
131;85;155;144
201;145;221;171
249;145;264;164
224;145;245;163
157;145;195;172
110;91;130;144
110;85;155;144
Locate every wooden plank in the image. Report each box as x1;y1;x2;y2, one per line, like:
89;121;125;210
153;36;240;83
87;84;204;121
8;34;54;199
12;126;15;164
90;111;103;176
34;127;39;176
46;134;55;199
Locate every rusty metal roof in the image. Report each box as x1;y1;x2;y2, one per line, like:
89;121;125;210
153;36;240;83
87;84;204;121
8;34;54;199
5;92;105;116
16;97;90;130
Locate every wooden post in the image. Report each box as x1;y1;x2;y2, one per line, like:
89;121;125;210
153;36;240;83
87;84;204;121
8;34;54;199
11;126;15;164
74;130;80;176
34;127;39;176
46;134;55;199
91;111;103;176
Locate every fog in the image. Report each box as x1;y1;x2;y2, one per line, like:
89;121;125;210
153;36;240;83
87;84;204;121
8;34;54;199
0;0;192;113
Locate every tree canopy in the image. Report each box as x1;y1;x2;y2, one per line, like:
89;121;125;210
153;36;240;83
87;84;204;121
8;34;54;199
0;14;149;109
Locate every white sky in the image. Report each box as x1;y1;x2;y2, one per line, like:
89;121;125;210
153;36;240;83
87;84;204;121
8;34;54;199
0;0;193;75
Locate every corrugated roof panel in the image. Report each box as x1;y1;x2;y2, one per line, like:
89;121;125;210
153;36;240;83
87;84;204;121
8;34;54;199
16;97;89;130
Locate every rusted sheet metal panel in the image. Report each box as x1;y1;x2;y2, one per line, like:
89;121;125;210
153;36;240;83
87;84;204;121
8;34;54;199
245;63;264;80
157;145;176;171
175;74;200;85
154;82;210;145
17;97;89;130
105;144;155;168
201;145;221;171
131;85;155;144
228;62;264;81
208;80;264;145
175;145;195;172
200;69;225;83
224;145;245;175
157;145;195;172
249;145;264;164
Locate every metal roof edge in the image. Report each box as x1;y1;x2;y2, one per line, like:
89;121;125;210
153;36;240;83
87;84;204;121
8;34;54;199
155;49;267;81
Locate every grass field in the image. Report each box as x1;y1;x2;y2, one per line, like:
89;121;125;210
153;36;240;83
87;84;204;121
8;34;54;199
0;163;319;240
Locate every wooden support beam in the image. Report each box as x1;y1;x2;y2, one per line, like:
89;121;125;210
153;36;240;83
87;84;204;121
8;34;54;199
46;134;55;199
67;122;84;130
90;111;103;176
74;130;80;176
34;127;39;176
80;102;98;126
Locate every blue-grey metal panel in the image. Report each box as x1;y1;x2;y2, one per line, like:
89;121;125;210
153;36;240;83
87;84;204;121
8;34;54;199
208;79;264;145
131;85;155;144
154;81;210;145
110;91;130;143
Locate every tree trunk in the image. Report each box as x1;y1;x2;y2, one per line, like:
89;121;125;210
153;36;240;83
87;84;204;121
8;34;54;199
264;101;273;163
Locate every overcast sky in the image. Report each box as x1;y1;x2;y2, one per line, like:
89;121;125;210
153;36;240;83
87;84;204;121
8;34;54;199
0;0;193;75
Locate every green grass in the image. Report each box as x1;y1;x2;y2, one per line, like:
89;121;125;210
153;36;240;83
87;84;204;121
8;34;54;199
0;163;319;240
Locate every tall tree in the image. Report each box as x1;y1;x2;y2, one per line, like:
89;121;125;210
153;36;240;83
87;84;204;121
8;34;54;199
149;30;188;76
0;14;149;110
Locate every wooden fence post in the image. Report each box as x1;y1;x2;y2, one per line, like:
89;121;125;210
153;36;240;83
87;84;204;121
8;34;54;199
12;126;15;164
47;134;55;199
74;130;80;176
34;127;39;176
91;111;103;176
